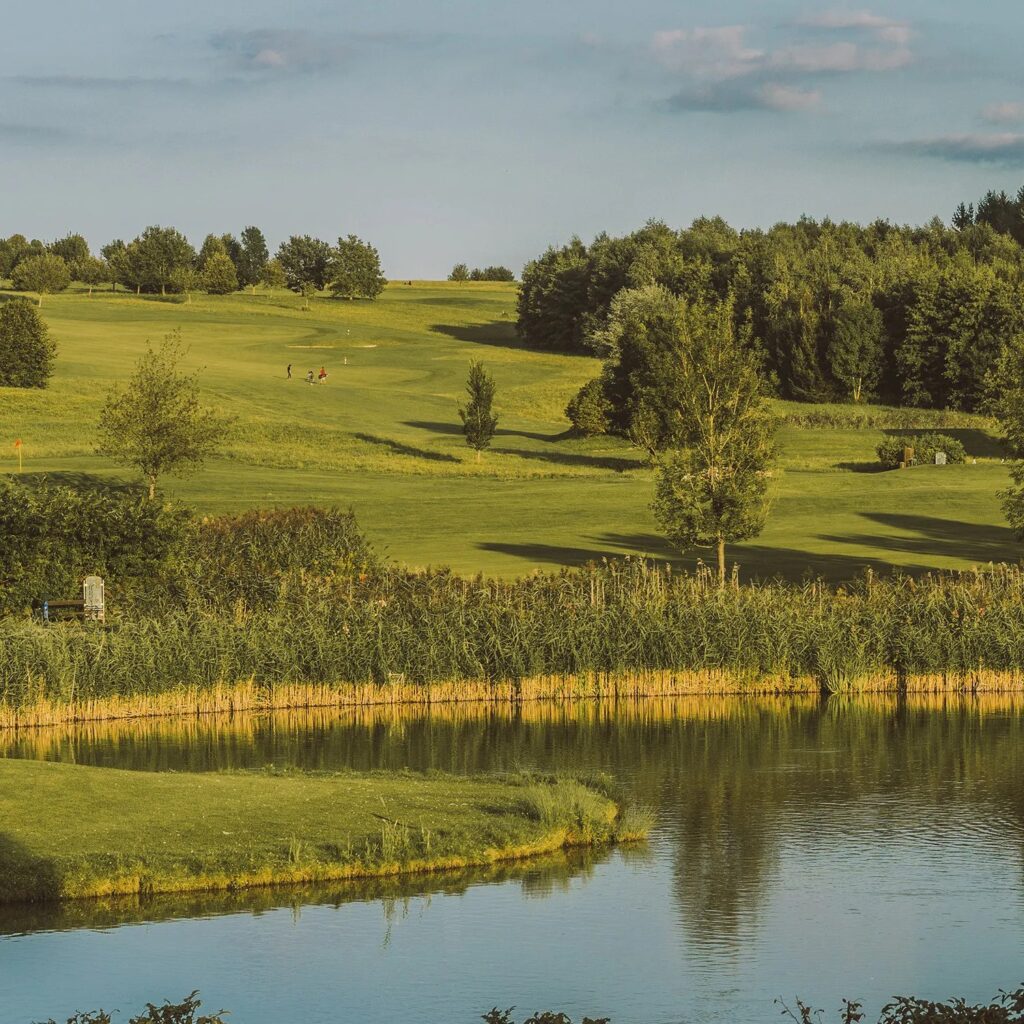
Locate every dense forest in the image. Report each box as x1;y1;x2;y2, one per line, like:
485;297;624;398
519;186;1024;414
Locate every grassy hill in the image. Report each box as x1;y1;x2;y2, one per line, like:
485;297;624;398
0;281;1015;579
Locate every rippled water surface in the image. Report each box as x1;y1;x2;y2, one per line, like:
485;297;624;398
3;694;1024;1024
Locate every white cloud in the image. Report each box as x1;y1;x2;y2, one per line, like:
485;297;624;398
652;26;763;79
799;10;912;47
757;82;822;112
887;132;1024;164
982;102;1024;125
771;41;911;73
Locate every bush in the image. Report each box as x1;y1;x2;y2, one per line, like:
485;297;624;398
0;298;56;387
876;433;967;469
566;378;611;437
201;252;239;294
0;481;192;615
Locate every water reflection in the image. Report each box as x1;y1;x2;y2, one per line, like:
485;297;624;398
4;694;1024;1023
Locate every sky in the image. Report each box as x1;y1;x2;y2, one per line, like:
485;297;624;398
2;0;1024;276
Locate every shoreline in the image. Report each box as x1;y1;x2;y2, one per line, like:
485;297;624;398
4;669;1024;732
0;761;649;906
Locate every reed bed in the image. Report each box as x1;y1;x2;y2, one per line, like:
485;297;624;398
5;558;1024;728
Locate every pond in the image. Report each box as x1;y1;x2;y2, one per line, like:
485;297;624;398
3;694;1024;1024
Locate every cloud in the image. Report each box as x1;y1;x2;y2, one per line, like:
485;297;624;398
653;11;913;116
666;81;821;114
798;10;912;47
982;102;1024;125
9;74;198;91
652;26;763;79
884;133;1024;164
210;29;351;73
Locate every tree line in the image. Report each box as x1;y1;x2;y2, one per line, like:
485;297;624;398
519;190;1024;415
448;263;516;282
0;227;386;304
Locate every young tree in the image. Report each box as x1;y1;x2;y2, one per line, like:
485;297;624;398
277;235;332;291
458;361;499;461
0;298;56;387
11;253;71;306
827;300;883;402
300;280;317;311
96;332;230;500
449;263;470;282
237;226;269;292
649;298;776;585
100;239;129;292
169;264;200;303
329;235;386;300
73;255;110;296
201;252;239;295
261;258;287;290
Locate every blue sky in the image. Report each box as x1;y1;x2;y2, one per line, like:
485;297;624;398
2;0;1024;276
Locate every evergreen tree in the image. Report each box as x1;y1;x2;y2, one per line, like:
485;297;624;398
650;298;776;585
449;263;470;281
458;361;499;461
0;298;56;387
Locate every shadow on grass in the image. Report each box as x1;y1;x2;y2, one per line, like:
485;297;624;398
11;471;140;498
0;833;61;905
491;447;641;473
403;420;572;443
818;513;1018;565
353;433;460;464
429;321;527;351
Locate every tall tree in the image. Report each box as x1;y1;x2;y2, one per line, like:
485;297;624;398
0;299;56;387
650;298;776;585
130;226;195;295
197;234;227;270
73;255;110;296
11;254;71;306
96;333;230;500
237;226;269;292
48;233;90;265
329;235;386;300
277;235;332;291
458;361;499;461
261;258;287;290
100;240;129;292
449;263;470;282
827;299;884;402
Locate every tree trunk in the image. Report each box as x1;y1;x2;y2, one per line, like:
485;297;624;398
476;449;481;463
37;294;42;308
148;476;157;501
717;536;726;588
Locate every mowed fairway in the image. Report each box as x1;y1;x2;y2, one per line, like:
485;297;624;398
0;282;1016;579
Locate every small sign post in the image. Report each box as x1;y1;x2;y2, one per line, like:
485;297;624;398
13;438;22;473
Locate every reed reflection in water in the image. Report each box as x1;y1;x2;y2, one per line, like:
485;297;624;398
4;694;1024;1024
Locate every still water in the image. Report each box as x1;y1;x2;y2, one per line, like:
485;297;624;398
2;694;1024;1024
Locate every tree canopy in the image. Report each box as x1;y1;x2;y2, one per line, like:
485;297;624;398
0;298;56;387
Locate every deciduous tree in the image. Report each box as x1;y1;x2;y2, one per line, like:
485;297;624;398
11;253;71;306
0;298;56;387
96;333;230;499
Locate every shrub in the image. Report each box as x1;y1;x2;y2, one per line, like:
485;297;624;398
0;481;192;615
0;298;56;387
876;433;967;469
566;378;611;437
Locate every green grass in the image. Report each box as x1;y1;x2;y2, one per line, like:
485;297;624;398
0;759;636;903
0;282;1015;579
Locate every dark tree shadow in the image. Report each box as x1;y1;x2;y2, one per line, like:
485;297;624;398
818;513;1017;565
402;420;570;443
490;447;642;473
12;471;141;498
429;321;527;351
0;833;61;906
835;462;887;473
353;433;460;463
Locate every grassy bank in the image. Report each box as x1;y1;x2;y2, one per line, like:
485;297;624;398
0;759;646;903
0;283;1013;580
